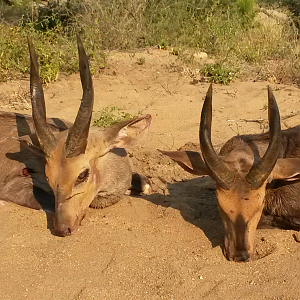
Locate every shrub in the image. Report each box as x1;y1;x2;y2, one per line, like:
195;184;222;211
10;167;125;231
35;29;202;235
93;107;138;128
0;0;299;84
202;62;237;84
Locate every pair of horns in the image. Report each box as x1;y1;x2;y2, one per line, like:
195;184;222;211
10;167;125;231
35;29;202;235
28;35;94;158
200;84;281;190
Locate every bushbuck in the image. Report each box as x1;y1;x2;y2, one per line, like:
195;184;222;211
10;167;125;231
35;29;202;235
160;84;300;262
0;36;151;237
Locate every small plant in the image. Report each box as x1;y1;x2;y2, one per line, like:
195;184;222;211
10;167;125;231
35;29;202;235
158;41;169;50
202;62;237;84
93;107;138;128
237;0;256;17
137;57;145;65
35;43;62;84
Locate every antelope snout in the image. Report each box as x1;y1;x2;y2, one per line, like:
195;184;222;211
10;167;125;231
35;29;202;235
53;223;74;237
224;235;253;262
225;248;252;262
233;250;251;262
53;208;86;237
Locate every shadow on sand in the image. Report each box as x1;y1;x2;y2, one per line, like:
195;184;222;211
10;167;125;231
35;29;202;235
4;113;70;234
142;176;224;248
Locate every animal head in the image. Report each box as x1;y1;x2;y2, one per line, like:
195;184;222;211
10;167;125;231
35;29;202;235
160;84;300;261
26;36;151;236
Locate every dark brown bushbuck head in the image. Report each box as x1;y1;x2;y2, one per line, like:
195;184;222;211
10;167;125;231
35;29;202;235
27;36;151;236
160;84;300;261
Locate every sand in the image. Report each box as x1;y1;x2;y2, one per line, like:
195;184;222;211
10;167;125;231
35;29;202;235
1;48;300;300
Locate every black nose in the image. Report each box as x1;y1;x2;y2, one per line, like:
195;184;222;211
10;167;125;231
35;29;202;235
234;251;250;262
53;225;72;237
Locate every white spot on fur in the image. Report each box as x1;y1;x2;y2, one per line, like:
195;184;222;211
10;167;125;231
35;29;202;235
142;183;152;195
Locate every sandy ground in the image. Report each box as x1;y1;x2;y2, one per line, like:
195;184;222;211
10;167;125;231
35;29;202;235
1;49;300;299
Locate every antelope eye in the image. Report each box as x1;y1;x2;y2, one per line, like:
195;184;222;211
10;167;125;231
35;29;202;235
76;169;90;185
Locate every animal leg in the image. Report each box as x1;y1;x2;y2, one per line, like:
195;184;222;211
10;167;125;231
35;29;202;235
90;194;122;209
129;173;152;195
259;213;300;231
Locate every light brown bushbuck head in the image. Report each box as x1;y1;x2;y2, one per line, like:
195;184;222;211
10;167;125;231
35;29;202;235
27;36;151;236
160;84;300;261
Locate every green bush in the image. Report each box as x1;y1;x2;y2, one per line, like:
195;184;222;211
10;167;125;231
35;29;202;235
0;0;299;84
202;62;237;84
93;107;138;128
0;22;104;83
237;0;257;16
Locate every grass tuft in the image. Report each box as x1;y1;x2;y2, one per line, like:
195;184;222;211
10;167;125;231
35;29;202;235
93;107;138;128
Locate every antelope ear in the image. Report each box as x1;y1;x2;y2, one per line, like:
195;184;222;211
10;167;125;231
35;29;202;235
103;114;151;151
269;158;300;181
159;150;209;176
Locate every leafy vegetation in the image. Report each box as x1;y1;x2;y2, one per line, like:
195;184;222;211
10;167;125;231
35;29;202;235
202;62;237;84
137;57;146;65
93;107;138;128
0;0;299;84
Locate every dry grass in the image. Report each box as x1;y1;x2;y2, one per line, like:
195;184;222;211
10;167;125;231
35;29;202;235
0;0;299;85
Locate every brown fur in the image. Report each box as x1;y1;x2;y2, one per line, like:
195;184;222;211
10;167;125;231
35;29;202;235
161;92;300;261
0;112;151;236
221;127;300;230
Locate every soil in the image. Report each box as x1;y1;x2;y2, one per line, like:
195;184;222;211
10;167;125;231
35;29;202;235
1;48;300;300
